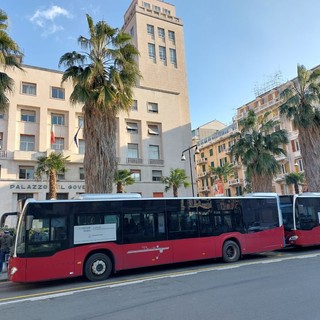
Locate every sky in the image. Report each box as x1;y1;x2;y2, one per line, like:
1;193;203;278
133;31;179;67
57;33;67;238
2;0;320;129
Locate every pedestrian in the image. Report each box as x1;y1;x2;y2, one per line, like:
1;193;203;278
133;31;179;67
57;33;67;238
0;230;13;272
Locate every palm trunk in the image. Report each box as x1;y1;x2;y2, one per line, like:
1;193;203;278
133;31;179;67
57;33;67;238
173;186;178;197
83;107;117;193
298;124;320;192
294;182;299;194
117;182;123;193
49;170;57;199
251;173;273;192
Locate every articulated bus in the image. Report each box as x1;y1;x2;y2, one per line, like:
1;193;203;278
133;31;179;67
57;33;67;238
8;194;284;283
282;193;320;246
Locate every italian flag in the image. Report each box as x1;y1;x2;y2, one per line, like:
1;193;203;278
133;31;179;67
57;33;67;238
50;123;55;144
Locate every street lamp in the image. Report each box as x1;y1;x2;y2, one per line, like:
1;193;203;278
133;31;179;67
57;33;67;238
181;145;200;197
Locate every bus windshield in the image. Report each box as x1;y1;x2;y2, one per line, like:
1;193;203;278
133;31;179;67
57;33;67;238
295;197;320;230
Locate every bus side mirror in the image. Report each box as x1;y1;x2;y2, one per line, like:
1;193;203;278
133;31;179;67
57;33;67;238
26;215;34;231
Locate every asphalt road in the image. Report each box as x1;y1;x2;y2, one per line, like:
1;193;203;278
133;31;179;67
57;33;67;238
1;247;320;320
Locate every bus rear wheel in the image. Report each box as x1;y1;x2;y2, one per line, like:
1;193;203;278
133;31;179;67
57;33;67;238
222;240;240;263
84;253;113;282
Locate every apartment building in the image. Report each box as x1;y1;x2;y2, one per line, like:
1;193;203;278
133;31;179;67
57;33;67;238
0;0;192;214
195;81;304;196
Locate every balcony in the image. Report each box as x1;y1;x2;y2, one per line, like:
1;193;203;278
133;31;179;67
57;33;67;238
228;178;243;186
197;171;208;178
196;157;208;165
198;186;210;193
127;158;143;164
149;159;164;165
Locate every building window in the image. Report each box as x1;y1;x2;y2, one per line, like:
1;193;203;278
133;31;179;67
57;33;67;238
148;124;160;135
149;145;160;160
158;27;165;39
17;193;33;202
152;170;162;182
209;149;213;156
78;116;84;128
131;100;138;111
126;122;138;134
51;87;65;100
147;24;154;38
128;143;139;159
291;139;300;152
235;186;243;196
159;46;167;65
218;144;226;153
163;8;171;15
131;169;141;181
168;30;175;44
143;2;151;9
296;158;303;172
20;135;35;151
21;109;36;122
52;137;64;151
147;102;158;113
219;157;227;166
79;167;85;180
210;161;214;167
22;82;36;95
79;140;85;154
148;43;156;62
130;26;134;36
57;171;65;180
51;114;64;125
19;166;34;179
169;48;177;67
153;5;161;12
226;189;231;197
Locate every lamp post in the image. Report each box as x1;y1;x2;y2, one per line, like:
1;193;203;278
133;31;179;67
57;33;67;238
181;145;200;197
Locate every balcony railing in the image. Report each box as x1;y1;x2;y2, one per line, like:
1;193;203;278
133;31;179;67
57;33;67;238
127;158;143;164
197;171;208;178
198;186;210;193
196;157;207;165
228;178;243;186
149;159;164;165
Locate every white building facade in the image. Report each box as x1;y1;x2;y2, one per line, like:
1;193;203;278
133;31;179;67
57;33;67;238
0;0;193;215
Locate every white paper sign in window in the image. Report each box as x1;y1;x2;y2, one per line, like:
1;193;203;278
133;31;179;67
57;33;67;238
74;224;116;244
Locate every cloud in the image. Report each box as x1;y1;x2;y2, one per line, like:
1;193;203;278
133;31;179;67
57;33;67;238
30;5;73;36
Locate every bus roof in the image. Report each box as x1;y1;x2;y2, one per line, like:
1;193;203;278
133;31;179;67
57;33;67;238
73;193;142;200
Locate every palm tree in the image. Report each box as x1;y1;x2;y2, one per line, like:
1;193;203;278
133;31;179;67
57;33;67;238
280;64;320;192
285;172;304;194
0;9;23;111
114;169;135;193
231;110;288;192
161;168;190;197
59;14;140;194
210;162;234;195
35;152;70;199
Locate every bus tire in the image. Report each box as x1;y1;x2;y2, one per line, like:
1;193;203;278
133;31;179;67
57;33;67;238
222;240;240;263
84;253;113;282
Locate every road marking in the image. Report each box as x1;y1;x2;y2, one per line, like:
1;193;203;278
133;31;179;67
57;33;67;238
1;252;320;306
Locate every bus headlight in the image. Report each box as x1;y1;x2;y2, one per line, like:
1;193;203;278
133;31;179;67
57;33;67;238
289;235;299;241
10;267;18;276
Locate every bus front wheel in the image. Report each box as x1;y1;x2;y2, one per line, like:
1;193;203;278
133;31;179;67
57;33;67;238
84;253;113;282
222;240;240;263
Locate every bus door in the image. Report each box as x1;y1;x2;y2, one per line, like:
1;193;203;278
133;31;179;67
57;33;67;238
122;201;173;269
243;198;283;253
25;215;75;282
